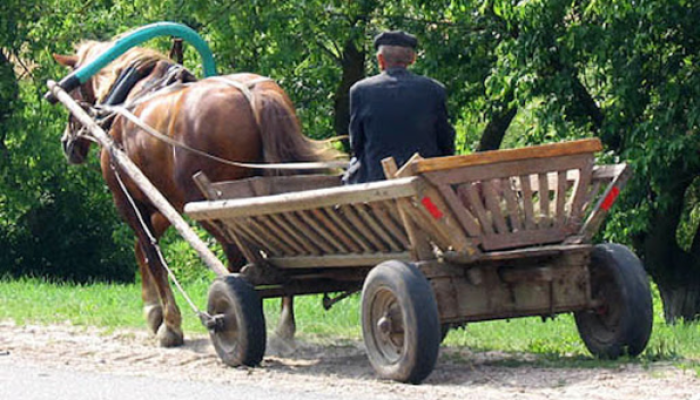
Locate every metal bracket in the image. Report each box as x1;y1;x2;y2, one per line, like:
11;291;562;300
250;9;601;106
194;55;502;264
322;290;359;310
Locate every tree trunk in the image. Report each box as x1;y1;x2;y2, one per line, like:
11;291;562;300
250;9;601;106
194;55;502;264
477;103;517;152
333;39;365;150
0;49;18;165
633;167;700;322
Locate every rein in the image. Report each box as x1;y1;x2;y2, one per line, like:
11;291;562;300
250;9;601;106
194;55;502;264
83;66;348;171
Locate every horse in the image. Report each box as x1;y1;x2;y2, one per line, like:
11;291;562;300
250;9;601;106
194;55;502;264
53;40;342;347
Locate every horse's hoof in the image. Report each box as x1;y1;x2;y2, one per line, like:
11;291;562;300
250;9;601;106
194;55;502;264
267;334;296;357
156;324;184;347
144;304;163;335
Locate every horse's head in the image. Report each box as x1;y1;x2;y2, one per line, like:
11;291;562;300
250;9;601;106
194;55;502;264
53;43;107;164
53;41;172;164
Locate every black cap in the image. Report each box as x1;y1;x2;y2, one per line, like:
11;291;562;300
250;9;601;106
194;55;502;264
373;30;418;50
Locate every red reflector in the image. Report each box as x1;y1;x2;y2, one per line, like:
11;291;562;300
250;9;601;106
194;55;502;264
421;197;443;219
601;186;620;211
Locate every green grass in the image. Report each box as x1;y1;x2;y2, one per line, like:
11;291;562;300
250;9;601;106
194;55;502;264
2;276;700;368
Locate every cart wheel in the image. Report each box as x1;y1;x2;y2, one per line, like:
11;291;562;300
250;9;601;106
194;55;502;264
361;260;440;384
207;275;266;367
574;243;653;359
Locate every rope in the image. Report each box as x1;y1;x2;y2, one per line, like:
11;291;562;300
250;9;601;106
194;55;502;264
110;161;202;316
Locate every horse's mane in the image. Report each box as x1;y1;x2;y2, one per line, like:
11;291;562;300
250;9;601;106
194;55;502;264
74;40;171;102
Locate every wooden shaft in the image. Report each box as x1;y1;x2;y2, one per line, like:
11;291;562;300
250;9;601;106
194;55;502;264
47;80;230;278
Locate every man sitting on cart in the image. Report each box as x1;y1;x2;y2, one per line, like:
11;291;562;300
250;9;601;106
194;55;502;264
344;30;455;184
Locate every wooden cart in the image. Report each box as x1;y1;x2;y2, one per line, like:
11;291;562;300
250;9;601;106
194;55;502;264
184;138;653;384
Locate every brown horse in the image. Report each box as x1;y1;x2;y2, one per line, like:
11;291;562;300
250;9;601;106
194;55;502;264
53;40;341;347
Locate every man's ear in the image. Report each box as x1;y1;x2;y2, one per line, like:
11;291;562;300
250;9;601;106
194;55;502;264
53;54;78;68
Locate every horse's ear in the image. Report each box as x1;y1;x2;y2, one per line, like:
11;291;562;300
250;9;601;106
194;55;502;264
53;53;78;68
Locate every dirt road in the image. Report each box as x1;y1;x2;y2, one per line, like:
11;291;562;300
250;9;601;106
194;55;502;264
1;321;698;399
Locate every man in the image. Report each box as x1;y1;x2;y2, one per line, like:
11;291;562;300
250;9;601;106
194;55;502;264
345;30;455;184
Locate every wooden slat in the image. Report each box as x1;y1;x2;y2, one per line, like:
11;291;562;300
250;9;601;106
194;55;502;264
278;213;322;255
341;204;388;252
368;202;410;249
269;214;319;255
267;252;412;269
310;209;356;253
443;244;591;263
555;170;568;227
578;164;632;242
296;210;345;253
483;180;509;234
458;183;492;235
287;211;336;254
481;228;569;251
218;218;264;263
405;139;602;175
538;172;551;228
235;218;284;256
567;159;595;225
435;184;482;237
501;178;522;232
424;154;593;187
324;206;373;253
519;174;537;230
255;215;305;255
355;204;403;252
186;177;419;220
581;180;602;216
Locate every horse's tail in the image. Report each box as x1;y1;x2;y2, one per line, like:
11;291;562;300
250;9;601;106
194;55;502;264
253;89;345;176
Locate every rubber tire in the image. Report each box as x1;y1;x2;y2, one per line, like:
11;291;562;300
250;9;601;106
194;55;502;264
207;275;266;367
361;260;440;384
574;243;653;359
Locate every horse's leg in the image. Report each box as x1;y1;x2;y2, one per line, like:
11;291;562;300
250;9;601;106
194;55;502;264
136;242;162;335
276;296;296;342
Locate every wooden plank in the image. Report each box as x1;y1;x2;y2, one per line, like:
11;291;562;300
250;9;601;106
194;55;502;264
443;244;591;263
324;206;373;253
355;204;402;252
235;218;284;256
269;214;319;255
567;159;595;225
249;216;297;255
310;209;355;253
555;170;568;227
266;252;412;269
424;154;594;187
368;201;410;248
519;174;537;230
458;183;493;235
296;210;344;253
578;164;632;242
435;184;482;237
481;228;569;251
501;178;522;232
206;175;342;201
483;180;509;234
185;177;420;220
538;172;551;228
418;184;480;256
581;180;602;215
382;157;434;260
278;213;322;255
287;211;336;254
341;204;388;252
255;215;304;255
408;139;602;174
218;218;264;263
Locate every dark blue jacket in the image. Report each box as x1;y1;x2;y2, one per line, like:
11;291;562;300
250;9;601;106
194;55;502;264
347;67;455;183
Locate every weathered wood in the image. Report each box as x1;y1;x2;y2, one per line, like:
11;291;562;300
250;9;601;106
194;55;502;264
578;164;632;242
555;170;568;227
405;138;602;175
324;206;373;253
382;157;434;260
266;252;412;269
483;180;509;234
296;210;344;253
47;80;230;278
341;204;387;252
443;244;591;263
255;215;305;255
199;175;342;201
499;266;553;284
434;184;482;237
501;178;522;232
355;204;403;252
537;172;551;228
269;214;319;255
185;177;419;220
247;217;295;256
459;183;493;235
567;158;595;225
424;154;593;187
480;228;569;251
284;211;335;254
519;174;537;230
310;209;355;252
368;201;410;248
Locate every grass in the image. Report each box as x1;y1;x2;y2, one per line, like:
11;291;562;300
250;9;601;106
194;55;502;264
2;276;700;368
